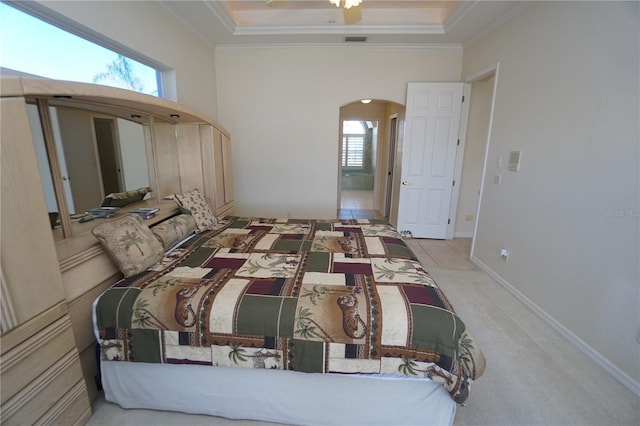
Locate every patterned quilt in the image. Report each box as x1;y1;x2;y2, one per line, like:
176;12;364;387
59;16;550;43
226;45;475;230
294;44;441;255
95;216;485;404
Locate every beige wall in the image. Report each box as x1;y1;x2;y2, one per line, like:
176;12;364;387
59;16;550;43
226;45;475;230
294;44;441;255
215;46;463;217
463;1;639;389
34;0;218;119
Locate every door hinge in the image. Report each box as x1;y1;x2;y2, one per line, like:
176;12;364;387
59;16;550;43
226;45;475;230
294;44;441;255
462;95;465;103
448;219;451;224
452;180;456;187
457;139;460;146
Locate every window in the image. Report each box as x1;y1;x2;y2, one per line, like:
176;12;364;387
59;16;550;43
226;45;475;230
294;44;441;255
342;120;366;168
0;2;160;96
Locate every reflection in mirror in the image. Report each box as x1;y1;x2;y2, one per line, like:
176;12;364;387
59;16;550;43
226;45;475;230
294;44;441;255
153;122;181;198
53;106;151;213
27;102;61;234
29;99;155;241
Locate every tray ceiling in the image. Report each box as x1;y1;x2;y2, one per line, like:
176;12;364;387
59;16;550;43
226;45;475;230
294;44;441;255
155;0;530;46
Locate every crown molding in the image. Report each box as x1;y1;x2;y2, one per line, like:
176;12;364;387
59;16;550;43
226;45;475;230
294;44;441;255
215;42;462;52
179;1;447;39
202;0;236;33
233;23;444;36
443;0;477;33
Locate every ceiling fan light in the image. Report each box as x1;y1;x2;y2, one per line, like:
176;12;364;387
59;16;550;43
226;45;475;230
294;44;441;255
361;99;372;104
329;0;340;7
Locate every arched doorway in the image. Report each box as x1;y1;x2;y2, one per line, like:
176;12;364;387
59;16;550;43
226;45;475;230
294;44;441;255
337;99;404;220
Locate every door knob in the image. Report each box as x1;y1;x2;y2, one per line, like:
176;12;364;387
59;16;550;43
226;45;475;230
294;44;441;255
402;180;409;185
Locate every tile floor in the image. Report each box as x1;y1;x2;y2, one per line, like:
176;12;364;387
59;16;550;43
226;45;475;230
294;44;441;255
336;208;382;220
338;190;380;220
340;190;373;208
407;237;478;271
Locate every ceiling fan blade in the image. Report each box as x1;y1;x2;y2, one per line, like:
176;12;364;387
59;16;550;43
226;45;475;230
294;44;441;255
343;5;362;25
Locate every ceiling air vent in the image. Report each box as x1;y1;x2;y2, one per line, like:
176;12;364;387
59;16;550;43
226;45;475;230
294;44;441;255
345;36;367;43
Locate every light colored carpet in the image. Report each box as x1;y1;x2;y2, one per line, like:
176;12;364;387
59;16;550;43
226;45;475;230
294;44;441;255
87;238;640;426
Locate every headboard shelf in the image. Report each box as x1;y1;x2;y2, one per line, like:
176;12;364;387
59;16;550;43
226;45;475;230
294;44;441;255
55;198;181;266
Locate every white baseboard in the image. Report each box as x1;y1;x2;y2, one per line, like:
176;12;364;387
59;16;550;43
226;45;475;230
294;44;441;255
470;255;640;399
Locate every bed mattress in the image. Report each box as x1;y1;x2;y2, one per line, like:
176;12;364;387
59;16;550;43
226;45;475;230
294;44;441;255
94;216;485;422
101;360;457;425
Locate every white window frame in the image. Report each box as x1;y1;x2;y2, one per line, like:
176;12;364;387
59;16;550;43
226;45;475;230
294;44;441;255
342;120;366;169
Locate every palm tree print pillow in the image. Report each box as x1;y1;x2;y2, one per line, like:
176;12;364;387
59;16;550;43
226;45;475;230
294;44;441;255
151;214;196;249
93;214;165;277
174;188;217;232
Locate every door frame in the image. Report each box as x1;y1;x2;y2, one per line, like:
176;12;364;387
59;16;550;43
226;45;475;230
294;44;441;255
446;83;472;239
464;63;501;257
384;113;399;218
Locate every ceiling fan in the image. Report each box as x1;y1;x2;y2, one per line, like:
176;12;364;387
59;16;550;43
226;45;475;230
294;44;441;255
266;0;363;25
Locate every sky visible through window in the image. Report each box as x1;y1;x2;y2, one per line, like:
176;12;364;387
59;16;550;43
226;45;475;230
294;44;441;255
0;3;159;96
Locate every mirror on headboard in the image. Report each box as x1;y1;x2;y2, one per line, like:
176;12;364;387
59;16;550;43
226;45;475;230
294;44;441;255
26;97;178;241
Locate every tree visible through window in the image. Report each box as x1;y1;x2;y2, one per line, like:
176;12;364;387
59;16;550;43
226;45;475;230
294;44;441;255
342;120;365;168
0;3;160;96
93;54;146;92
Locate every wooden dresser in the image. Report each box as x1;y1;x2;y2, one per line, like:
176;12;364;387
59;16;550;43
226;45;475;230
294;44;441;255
1;77;233;422
1;94;92;424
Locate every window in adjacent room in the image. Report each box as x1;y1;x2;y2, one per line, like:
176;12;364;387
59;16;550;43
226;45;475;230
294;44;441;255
342;120;366;169
0;2;161;96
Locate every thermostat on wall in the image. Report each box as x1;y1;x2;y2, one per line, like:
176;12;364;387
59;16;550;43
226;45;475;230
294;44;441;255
508;150;521;171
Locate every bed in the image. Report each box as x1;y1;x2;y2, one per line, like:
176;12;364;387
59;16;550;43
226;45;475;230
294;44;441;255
92;205;485;425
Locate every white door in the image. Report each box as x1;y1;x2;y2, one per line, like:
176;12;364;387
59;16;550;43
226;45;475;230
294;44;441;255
27;104;76;214
56;107;104;213
397;82;463;239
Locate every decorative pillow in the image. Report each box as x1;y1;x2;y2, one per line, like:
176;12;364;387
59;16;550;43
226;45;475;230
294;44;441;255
92;214;164;277
174;188;217;232
101;186;152;207
151;214;197;250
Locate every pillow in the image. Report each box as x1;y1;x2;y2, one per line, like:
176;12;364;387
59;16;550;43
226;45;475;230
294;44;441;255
92;214;164;277
151;214;197;250
174;188;217;232
101;186;152;207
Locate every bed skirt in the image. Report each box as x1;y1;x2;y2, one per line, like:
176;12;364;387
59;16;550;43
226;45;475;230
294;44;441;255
101;360;456;425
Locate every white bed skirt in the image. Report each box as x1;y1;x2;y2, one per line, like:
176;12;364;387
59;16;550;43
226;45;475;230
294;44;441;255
101;361;456;425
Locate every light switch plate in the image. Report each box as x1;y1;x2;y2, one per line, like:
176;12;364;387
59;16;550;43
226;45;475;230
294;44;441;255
508;150;521;171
